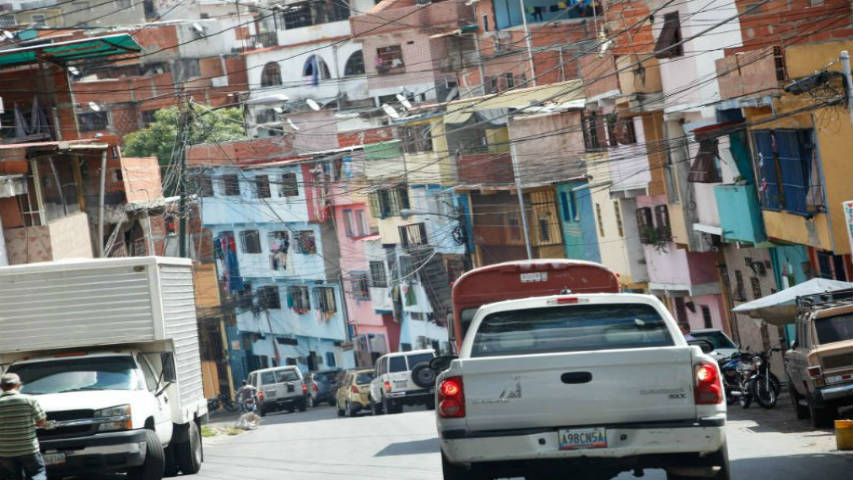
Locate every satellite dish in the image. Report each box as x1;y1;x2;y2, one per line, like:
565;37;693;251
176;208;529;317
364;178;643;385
88;101;101;112
395;94;413;110
306;98;321;111
286;118;300;130
381;103;400;119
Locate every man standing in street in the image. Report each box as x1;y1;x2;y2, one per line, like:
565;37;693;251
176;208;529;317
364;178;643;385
0;374;47;480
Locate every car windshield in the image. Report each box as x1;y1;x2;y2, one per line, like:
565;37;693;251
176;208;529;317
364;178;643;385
11;356;141;395
406;353;434;369
814;313;853;344
355;372;375;385
471;304;674;358
691;331;736;350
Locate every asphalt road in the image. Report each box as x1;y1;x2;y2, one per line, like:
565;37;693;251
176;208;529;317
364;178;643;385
195;400;853;480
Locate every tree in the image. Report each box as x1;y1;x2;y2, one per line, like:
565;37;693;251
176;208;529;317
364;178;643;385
123;105;246;166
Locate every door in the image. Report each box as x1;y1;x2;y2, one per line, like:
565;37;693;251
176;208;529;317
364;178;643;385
139;355;173;444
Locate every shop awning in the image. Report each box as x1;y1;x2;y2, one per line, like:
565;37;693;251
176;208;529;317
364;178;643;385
0;34;141;68
443;80;585;124
732;278;853;325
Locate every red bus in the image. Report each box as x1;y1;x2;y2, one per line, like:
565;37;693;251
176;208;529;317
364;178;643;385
450;259;620;350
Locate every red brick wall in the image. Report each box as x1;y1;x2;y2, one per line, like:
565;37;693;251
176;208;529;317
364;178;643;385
731;0;852;52
187;137;298;167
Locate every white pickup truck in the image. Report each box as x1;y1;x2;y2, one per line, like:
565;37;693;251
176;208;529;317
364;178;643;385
435;293;729;480
0;257;207;480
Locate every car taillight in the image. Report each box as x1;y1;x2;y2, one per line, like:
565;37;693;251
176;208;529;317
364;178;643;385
258;391;264;401
384;381;391;393
694;362;723;405
301;384;308;393
313;383;318;392
808;365;822;379
351;385;359;394
438;376;465;418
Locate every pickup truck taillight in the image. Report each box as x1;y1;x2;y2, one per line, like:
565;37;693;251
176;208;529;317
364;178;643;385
258;391;265;401
384;381;391;393
301;384;308;393
694;362;723;405
807;365;822;379
438;376;465;418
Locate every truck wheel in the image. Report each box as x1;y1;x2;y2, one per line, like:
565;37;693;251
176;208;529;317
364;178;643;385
163;445;178;477
130;430;165;480
337;405;346;417
371;399;383;415
789;383;809;419
259;405;267;417
175;422;203;475
808;397;836;428
298;398;307;412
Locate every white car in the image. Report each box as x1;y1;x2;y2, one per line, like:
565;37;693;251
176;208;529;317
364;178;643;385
248;366;308;416
369;349;436;414
436;293;729;480
689;328;739;363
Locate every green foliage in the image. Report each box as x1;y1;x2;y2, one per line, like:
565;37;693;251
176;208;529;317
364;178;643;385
123;106;246;166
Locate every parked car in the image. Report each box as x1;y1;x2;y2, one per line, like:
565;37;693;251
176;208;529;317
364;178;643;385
786;290;853;427
308;369;343;407
336;369;376;417
370;349;436;414
248;366;308;416
436;293;729;480
690;328;739;362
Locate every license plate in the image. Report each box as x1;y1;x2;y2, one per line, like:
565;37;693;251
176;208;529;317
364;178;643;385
558;427;607;450
393;380;407;388
43;453;66;466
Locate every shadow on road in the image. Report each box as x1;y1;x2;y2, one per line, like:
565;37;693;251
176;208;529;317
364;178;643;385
374;438;439;457
730;453;852;479
727;398;852;435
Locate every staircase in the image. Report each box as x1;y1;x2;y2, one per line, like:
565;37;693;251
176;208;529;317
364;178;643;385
410;246;452;325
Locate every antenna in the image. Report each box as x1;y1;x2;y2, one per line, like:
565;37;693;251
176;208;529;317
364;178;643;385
381;103;400;119
306;98;321;111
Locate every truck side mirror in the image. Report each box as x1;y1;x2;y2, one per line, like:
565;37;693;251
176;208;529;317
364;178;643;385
161;352;177;383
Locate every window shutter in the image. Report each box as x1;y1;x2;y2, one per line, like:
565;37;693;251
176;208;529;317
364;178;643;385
654;205;671;240
389;188;401;216
368;192;381;218
654;12;683;59
636;207;653;242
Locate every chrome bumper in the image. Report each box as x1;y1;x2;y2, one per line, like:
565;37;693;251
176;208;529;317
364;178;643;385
819;382;853;402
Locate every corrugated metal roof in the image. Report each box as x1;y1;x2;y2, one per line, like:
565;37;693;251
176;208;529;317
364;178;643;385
0;34;141;68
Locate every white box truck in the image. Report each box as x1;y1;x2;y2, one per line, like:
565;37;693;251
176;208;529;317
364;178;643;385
0;257;208;480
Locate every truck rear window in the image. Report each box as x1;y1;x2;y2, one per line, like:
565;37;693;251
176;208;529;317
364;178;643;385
389;357;407;372
406;353;433;369
815;313;853;344
471;304;674;357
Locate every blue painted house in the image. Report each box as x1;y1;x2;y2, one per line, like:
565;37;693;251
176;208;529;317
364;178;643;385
190;142;353;381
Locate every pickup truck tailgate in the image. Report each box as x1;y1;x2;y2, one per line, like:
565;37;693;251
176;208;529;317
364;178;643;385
459;347;695;431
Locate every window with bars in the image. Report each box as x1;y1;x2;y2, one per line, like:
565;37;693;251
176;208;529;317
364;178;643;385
77;112;108;132
613;201;624;237
196;175;213;197
701;305;713;328
734;270;747;302
255;175;271;198
376;45;404;74
751;129;821;215
351;272;370;300
750;277;762;300
279;172;299;197
399;223;428;248
288;286;311;311
595;203;605;237
369;261;387;287
368;185;409;219
222;174;240;196
240;230;262;253
314;287;337;313
258;285;282;309
582;112;605;151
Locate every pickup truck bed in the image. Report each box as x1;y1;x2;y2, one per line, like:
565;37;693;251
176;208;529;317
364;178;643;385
436;293;728;480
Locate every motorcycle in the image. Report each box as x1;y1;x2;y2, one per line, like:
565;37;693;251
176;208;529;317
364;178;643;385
747;347;781;409
719;351;753;406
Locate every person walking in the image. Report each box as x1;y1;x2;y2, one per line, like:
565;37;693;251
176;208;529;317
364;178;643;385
0;373;48;480
236;380;257;413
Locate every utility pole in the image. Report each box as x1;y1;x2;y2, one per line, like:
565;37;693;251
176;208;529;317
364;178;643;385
518;0;537;86
509;139;533;259
177;96;191;258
